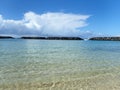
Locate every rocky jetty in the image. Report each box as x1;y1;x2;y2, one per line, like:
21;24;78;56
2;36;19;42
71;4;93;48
21;36;83;40
0;36;14;39
89;37;120;41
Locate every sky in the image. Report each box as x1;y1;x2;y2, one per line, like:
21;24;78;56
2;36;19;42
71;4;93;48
0;0;120;38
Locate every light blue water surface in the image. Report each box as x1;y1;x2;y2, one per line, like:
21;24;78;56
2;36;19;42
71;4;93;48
0;39;120;83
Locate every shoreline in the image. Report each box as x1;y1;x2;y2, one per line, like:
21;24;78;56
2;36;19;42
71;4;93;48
1;36;120;41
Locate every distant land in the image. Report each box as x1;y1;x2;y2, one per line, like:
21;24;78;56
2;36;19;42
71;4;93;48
21;36;83;40
0;36;83;40
1;36;120;41
0;36;14;39
89;37;120;41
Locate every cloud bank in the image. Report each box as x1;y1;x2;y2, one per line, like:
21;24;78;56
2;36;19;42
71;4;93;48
0;11;90;37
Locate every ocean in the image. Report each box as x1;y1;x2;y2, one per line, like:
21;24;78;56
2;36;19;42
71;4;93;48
0;39;120;90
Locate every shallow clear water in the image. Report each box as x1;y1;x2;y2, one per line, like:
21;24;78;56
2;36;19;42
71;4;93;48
0;39;120;89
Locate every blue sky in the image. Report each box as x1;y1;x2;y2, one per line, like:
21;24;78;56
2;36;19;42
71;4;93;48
0;0;120;37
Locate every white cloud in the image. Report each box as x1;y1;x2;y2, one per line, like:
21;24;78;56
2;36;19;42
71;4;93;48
0;11;90;37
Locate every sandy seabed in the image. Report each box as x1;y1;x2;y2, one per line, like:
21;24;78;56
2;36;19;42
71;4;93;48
0;73;120;90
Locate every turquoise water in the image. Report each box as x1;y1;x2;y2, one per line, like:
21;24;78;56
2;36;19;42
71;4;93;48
0;39;120;89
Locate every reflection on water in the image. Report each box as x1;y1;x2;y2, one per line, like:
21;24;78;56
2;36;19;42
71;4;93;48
0;39;120;89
